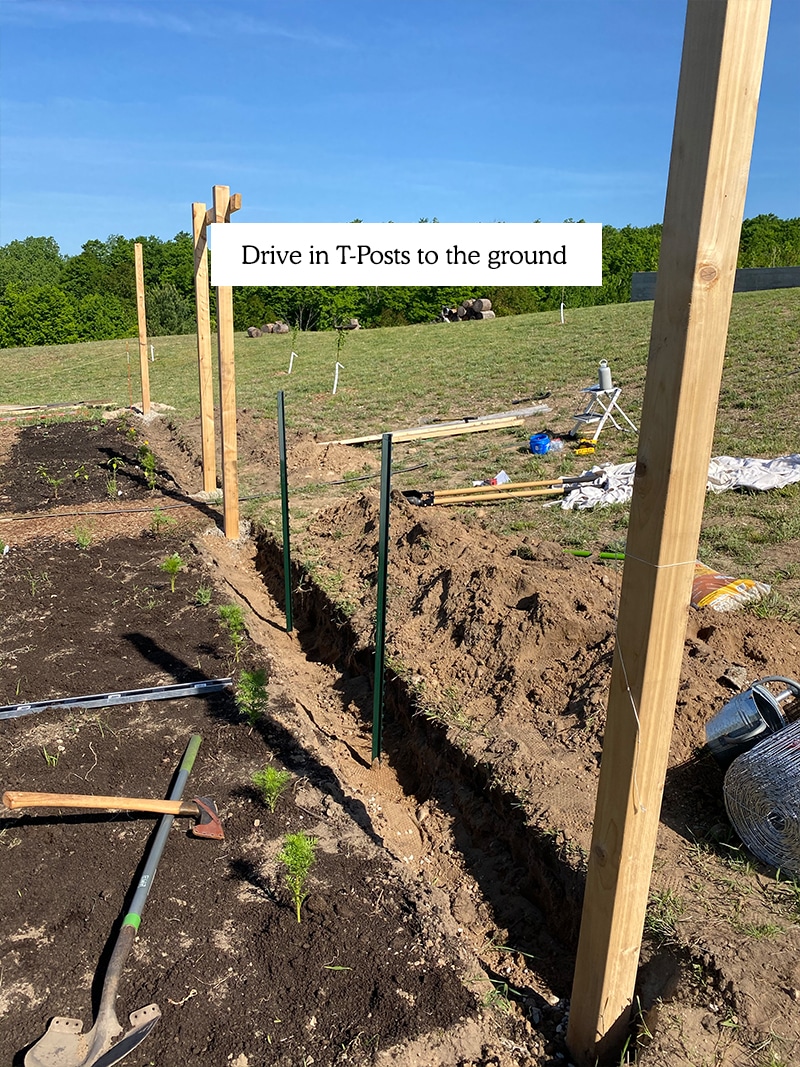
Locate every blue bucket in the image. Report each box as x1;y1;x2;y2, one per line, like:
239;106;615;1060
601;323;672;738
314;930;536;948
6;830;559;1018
529;433;550;455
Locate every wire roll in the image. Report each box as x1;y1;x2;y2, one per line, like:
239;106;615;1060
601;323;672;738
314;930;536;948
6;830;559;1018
723;720;800;876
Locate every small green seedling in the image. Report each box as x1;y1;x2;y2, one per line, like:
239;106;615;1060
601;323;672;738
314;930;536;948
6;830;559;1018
73;463;89;483
106;457;121;497
41;746;59;768
278;831;317;923
194;583;212;606
37;465;65;499
149;507;177;535
160;552;185;592
219;603;247;662
236;668;269;725
252;765;291;812
73;523;93;550
138;442;158;490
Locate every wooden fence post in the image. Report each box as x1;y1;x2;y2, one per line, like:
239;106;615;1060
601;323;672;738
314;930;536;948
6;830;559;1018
134;242;151;416
211;184;241;539
566;1;771;1062
192;202;217;494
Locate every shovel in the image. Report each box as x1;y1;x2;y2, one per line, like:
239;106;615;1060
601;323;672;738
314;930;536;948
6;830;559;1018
24;734;205;1067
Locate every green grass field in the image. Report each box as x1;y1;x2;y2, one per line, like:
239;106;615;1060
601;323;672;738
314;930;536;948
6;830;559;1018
2;288;798;610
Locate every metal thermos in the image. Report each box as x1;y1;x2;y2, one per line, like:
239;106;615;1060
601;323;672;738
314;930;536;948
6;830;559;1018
598;360;613;391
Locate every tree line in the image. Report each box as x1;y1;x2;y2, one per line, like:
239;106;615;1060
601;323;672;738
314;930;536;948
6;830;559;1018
0;215;797;348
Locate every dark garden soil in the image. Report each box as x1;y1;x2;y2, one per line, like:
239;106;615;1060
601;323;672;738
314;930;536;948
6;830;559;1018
1;413;800;1067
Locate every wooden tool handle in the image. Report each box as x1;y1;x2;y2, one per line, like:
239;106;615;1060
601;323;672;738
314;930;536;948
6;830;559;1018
3;790;191;816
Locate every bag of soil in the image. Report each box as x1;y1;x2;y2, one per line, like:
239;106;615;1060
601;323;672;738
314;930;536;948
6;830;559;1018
691;562;770;612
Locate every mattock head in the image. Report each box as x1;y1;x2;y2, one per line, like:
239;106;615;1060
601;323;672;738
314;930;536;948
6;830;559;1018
191;796;224;840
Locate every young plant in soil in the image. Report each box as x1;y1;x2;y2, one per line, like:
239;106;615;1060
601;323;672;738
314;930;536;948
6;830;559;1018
105;457;121;497
194;583;212;606
150;507;177;535
160;552;185;592
138;442;158;489
278;831;317;923
236;668;269;725
252;764;291;811
73;523;93;550
218;603;247;662
37;465;65;499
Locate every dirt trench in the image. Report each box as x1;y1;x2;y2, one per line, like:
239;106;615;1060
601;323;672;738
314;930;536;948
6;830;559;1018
255;535;588;972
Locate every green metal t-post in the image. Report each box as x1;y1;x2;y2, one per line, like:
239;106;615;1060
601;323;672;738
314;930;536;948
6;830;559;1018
277;391;293;633
372;433;392;764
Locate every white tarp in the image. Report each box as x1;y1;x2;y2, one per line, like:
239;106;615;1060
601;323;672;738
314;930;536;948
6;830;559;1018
560;454;800;510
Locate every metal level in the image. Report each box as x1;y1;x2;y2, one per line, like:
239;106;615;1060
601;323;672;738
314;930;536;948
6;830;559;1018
0;678;233;721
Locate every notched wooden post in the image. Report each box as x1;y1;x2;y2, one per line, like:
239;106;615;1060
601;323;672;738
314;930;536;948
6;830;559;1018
211;184;242;539
192;202;216;494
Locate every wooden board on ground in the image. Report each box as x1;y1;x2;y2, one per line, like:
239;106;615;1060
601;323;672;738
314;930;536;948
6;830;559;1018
322;404;550;446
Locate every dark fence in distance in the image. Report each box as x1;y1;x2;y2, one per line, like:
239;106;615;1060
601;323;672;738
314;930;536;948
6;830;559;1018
631;265;800;302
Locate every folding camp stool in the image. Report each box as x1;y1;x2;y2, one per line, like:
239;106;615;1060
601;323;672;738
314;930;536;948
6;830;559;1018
571;384;638;442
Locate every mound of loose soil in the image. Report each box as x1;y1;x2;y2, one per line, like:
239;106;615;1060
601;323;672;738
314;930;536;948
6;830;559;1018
267;487;800;1064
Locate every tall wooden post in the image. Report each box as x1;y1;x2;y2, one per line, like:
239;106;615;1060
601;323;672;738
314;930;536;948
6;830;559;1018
134;242;151;416
566;2;770;1062
212;185;241;539
192;202;217;494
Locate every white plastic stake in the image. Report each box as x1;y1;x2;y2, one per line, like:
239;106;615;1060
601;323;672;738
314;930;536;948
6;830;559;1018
560;302;565;325
289;351;297;374
333;361;344;394
150;344;155;362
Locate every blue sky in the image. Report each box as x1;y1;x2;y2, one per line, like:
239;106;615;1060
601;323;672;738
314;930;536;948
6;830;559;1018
0;0;797;257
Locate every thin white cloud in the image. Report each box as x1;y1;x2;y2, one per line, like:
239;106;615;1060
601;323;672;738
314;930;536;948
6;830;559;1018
0;0;346;48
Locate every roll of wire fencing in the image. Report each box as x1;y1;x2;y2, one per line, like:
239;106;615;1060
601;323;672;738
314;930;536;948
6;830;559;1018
723;717;800;877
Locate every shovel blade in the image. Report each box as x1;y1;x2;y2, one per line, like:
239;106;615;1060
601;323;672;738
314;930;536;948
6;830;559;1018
24;1004;160;1067
91;1004;161;1067
25;1016;85;1067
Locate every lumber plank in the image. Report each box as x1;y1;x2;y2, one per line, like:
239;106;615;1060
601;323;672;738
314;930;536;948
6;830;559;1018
134;242;150;415
566;2;771;1062
212;184;240;538
432;485;566;504
192;202;217;494
328;417;521;446
321;405;549;446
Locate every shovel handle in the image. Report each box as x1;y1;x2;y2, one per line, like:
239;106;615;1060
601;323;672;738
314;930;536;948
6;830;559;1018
3;790;196;817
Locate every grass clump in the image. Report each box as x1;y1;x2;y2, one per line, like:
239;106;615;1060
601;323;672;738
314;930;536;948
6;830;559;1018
278;831;317;923
252;765;291;811
235;667;269;725
644;888;685;945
